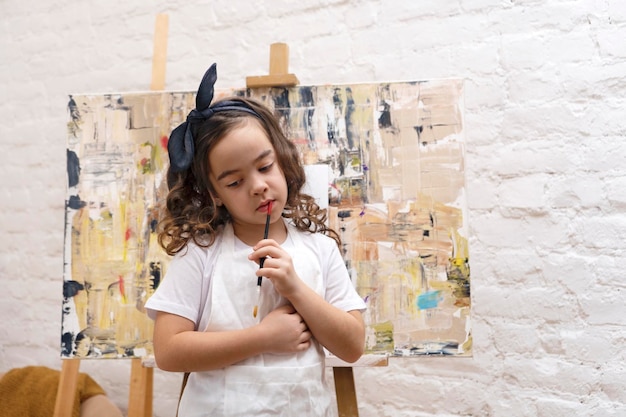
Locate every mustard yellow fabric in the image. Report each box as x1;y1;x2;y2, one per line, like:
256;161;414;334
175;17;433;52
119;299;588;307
0;366;106;417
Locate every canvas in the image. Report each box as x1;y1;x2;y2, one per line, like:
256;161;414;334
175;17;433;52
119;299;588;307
63;79;470;359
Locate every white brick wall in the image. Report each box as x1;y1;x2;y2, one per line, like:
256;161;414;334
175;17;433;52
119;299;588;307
1;0;625;415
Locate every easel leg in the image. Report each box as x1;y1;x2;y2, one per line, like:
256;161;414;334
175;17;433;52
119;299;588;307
128;12;163;416
145;364;153;417
333;367;359;417
53;358;81;417
128;358;153;417
150;13;169;90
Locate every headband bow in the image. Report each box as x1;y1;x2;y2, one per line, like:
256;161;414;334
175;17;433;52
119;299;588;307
167;63;260;172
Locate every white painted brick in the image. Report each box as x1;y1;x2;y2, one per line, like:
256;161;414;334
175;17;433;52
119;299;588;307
372;47;455;81
492;322;541;354
579;288;626;326
471;212;571;251
588;101;626;136
498;174;547;208
298;34;363;83
464;77;507;110
377;0;461;23
466;175;499;210
506;70;566;104
546;173;605;209
608;0;626;22
455;42;501;77
561;327;620;364
575;136;626;173
594;255;624;289
501;34;549;70
600;363;626;403
489;389;538;416
572;213;626;250
500;104;581;140
545;30;597;64
460;0;508;12
464;110;504;148
344;2;378;30
568;60;626;97
265;0;346;18
502;355;602;396
543;252;598;294
597;26;626;58
535;397;592;417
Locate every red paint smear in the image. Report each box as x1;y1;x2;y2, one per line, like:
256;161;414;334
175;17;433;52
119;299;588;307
118;275;126;300
125;228;132;241
160;135;168;150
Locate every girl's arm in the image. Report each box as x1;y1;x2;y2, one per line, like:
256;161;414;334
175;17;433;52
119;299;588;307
153;304;312;372
285;286;365;363
250;240;365;363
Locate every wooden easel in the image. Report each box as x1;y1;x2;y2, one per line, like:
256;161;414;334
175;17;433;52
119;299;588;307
53;14;168;417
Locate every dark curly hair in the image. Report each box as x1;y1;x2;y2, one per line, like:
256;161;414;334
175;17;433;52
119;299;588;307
158;96;340;255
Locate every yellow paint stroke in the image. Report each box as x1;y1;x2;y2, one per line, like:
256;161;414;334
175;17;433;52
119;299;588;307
366;321;394;353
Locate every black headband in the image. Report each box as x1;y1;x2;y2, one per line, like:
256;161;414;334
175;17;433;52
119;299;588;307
167;63;261;173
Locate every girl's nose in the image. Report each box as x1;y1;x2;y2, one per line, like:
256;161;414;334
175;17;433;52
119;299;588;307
250;174;268;195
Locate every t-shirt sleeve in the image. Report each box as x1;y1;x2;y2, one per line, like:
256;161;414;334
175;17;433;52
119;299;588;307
320;237;367;313
145;243;212;328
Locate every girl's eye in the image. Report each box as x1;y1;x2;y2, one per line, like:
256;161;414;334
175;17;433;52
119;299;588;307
226;180;241;188
259;162;273;172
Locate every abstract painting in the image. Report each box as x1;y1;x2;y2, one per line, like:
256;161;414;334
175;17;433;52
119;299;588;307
63;79;471;359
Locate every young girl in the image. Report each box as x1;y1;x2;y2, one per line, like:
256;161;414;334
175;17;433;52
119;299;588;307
145;64;366;416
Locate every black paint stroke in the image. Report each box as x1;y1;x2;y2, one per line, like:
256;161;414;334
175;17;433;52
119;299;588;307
345;87;356;149
299;86;316;149
67;149;80;187
66;195;86;210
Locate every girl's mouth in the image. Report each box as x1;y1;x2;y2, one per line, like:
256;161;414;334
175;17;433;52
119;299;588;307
259;201;273;213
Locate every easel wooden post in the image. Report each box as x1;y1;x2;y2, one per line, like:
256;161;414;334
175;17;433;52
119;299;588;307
327;355;389;417
333;367;360;416
125;13;167;415
127;357;154;417
245;43;299;88
52;358;80;417
53;14;168;417
125;13;168;416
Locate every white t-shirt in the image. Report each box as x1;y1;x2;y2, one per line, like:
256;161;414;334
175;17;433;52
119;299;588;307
145;223;366;331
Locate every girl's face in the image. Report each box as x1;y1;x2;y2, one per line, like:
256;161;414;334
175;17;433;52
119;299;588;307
208;119;288;242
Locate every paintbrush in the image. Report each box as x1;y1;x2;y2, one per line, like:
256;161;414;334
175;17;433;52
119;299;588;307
253;200;273;318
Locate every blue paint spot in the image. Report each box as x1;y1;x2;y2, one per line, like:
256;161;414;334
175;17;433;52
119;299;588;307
417;290;442;310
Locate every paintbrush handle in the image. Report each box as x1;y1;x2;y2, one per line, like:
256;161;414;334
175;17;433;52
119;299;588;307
257;203;272;288
257;257;267;286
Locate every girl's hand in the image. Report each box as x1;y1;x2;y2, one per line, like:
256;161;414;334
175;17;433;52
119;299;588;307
258;304;311;353
248;239;304;299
